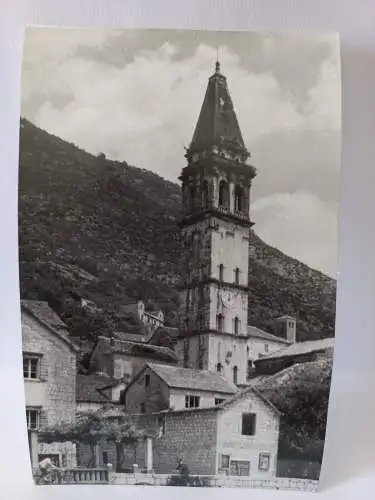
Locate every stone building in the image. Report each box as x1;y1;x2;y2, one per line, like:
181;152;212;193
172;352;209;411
122;362;238;414
21;300;79;468
121;300;165;335
95;386;280;479
174;61;295;387
255;337;334;376
76;373;125;412
88;335;179;384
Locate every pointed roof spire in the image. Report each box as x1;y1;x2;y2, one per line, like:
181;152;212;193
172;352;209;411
187;61;249;160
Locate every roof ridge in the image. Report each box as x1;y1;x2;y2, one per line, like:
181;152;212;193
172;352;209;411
21;301;79;352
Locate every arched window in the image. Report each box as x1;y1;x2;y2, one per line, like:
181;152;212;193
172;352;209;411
202;180;210;209
192;233;200;260
233;366;238;385
234;185;244;212
234;267;240;285
216;362;223;373
219;264;224;282
218;180;229;208
189;185;196;212
145;373;150;389
216;313;224;332
234;317;240;335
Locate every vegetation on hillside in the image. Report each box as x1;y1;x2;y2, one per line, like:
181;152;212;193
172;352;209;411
19;118;336;343
256;348;334;478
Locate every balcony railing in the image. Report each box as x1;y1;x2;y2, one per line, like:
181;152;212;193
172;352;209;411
34;468;110;485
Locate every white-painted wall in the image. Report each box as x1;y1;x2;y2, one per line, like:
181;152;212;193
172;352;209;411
216;393;279;479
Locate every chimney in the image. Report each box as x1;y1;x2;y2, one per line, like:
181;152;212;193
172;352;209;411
276;316;297;344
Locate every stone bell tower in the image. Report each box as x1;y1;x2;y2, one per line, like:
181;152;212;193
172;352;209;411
176;61;257;385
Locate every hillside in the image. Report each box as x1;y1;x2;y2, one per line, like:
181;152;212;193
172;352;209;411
18;118;336;342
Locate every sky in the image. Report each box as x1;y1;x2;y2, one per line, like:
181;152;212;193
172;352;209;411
21;28;341;278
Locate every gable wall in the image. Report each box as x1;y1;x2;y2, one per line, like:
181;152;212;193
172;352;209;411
217;393;279;479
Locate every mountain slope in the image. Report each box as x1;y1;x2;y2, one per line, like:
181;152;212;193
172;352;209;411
18;118;336;342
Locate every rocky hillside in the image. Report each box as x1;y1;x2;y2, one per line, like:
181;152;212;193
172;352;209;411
18;118;336;342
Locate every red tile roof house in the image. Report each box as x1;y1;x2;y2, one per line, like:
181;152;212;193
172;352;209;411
90;363;281;482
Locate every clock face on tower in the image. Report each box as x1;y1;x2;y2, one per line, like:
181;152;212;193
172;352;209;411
220;290;234;309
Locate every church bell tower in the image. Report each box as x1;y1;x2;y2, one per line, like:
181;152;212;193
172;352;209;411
177;61;256;384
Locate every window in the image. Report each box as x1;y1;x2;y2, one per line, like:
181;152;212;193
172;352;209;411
234;185;244;212
258;453;271;471
185;395;200;408
183;339;189;367
26;408;40;430
140;402;145;413
189;185;196;211
158;416;166;437
233;366;238;385
216;362;222;373
218;180;229;208
202;180;210;208
102;452;109;465
119;390;126;406
230;460;250;476
219;264;224;282
216;314;224;332
220;454;230;469
23;355;40;380
234;267;240;285
247;360;255;379
145;373;150;390
215;398;225;406
242;413;256;436
234;317;240;335
264;343;269;353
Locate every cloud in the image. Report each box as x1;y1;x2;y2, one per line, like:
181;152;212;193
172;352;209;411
251;191;338;276
20;29;341;277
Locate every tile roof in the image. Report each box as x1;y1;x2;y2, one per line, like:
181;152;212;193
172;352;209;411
113;331;147;343
99;337;179;364
257;337;334;361
147;326;179;344
217;386;282;415
147;363;238;394
247;325;290;344
76;373;113;403
21;300;79;352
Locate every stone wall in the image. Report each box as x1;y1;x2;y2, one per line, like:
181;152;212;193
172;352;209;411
217;391;280;480
139;410;218;475
124;366;170;413
22;311;77;467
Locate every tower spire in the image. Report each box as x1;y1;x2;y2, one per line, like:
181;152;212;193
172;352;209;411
215;46;220;73
187;60;249;161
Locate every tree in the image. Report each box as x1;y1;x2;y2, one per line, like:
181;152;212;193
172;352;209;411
39;411;108;467
38;410;145;469
105;419;145;471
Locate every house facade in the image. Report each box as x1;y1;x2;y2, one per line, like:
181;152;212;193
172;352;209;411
21;300;79;469
97;386;280;479
123;363;238;414
88;336;179;383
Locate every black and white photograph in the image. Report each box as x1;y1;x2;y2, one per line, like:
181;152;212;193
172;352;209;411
19;27;340;492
